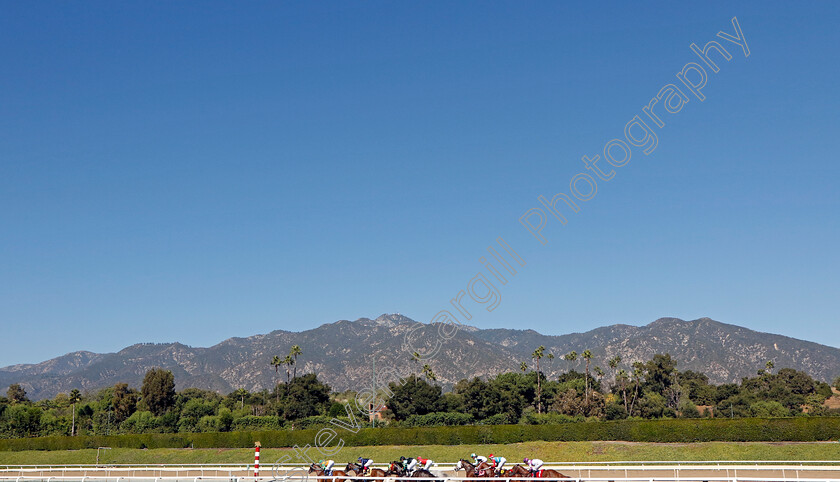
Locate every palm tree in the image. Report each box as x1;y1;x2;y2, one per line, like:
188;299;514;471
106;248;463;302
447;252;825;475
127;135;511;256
582;350;593;405
594;366;605;390
411;351;421;382
270;355;282;401
520;361;528;372
547;353;555;377
422;364;437;382
608;356;621;390
629;362;644;416
234;388;248;409
616;369;629;411
69;389;81;436
765;360;775;374
290;345;303;379
283;355;294;386
564;351;578;372
532;346;545;413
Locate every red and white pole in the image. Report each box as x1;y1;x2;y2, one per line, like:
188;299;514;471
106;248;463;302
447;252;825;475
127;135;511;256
254;442;261;478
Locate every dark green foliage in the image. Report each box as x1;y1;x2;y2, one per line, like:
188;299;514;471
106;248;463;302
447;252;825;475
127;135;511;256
387;377;443;420
402;411;475;427
283;374;331;420
112;383;139;423
6;385;28;404
1;417;840;451
141;369;176;416
1;352;838;442
604;403;628;420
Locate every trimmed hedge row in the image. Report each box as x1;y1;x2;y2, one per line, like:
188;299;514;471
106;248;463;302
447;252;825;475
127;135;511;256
1;417;839;452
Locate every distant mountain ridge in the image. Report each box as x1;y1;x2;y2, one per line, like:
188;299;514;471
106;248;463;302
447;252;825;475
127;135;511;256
3;315;839;400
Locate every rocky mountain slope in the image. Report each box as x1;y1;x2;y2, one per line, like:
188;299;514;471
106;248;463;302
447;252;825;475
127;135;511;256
2;315;838;400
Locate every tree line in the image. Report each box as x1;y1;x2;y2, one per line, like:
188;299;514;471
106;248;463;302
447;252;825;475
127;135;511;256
1;349;838;438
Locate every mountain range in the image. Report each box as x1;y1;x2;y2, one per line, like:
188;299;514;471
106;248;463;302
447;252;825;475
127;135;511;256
3;315;839;400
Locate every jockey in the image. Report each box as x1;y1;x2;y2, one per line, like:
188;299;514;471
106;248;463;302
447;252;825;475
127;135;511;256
471;453;488;464
488;454;507;473
403;457;418;474
417;456;434;472
357;457;373;474
319;459;335;476
524;458;544;476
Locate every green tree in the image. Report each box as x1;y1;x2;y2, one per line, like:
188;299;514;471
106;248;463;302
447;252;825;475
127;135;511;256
271;356;282;400
532;346;545;413
283;355;294;387
629;362;644;416
112;383;139;423
69;389;81;436
608;356;621;388
546;353;555;377
422;364;437;381
520;361;528;372
581;349;593;405
140;368;176;416
6;384;28;404
642;353;677;396
564;351;578;372
234;388;248;409
411;351;421;382
387;376;442;420
290;345;303;379
284;373;331;420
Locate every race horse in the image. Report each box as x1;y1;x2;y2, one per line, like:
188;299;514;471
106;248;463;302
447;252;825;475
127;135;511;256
385;462;439;482
453;459;496;478
505;464;570;479
345;462;388;479
309;463;348;482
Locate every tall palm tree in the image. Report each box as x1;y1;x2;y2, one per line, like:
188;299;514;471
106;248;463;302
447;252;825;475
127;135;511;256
629;362;644;416
270;355;282;402
69;389;81;436
422;364;437;382
532;346;545;413
608;356;621;390
547;353;555;377
582;350;593;405
290;345;303;379
411;351;421;382
616;369;629;411
564;351;578;373
283;355;294;386
594;366;605;389
235;388;248;409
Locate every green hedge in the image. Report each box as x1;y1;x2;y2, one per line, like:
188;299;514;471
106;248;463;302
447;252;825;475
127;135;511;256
1;417;839;451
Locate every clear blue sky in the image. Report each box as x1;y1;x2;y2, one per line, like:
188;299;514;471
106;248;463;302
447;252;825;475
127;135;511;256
1;2;838;367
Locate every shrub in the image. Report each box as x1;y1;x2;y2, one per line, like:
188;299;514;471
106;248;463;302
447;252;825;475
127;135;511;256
403;412;475;427
1;417;840;451
230;416;284;431
480;413;512;425
519;412;580;425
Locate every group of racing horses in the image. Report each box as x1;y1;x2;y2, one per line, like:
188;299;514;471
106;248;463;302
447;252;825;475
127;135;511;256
308;460;568;481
